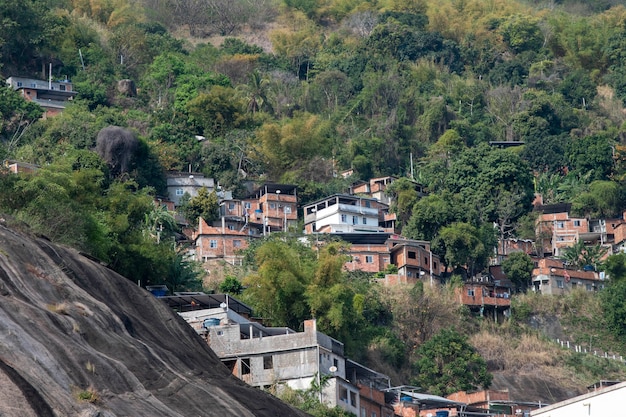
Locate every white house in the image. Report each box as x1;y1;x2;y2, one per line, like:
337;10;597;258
531;380;626;417
176;295;371;415
303;194;387;234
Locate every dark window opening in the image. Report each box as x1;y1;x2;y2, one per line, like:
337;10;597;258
241;358;251;375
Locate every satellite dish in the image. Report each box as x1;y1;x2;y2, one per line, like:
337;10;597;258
329;366;337;373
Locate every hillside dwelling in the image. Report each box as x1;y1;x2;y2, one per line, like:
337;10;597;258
534;203;587;257
388;238;444;283
349;176;426;205
531;258;605;295
607;212;626;253
238;183;298;234
303;194;391;234
533;203;621;259
335;233;444;281
343;233;393;273
446;389;542;417
531;380;626;417
3;160;39;174
495;239;535;263
385;386;465;417
193;217;259;266
177;296;390;416
456;276;511;322
347;360;395;417
6;76;77;117
166;171;232;206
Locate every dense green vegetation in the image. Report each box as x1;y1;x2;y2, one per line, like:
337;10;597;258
4;0;626;405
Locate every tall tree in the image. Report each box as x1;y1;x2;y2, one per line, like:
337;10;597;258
412;328;492;396
180;187;219;226
502;252;534;292
242;238;315;329
434;222;491;277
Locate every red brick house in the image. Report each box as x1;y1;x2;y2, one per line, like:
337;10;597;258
456;277;511;321
339;234;443;283
446;389;540;416
193;217;256;266
240;183;298;234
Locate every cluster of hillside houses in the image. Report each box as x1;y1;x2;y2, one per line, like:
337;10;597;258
166;170;619;315
157;169;625;417
6;75;624;416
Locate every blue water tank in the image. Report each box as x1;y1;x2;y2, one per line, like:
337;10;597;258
435;411;449;417
203;318;221;328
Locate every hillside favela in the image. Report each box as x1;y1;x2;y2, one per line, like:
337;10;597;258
3;0;626;415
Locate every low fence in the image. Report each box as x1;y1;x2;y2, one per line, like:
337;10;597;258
555;338;626;363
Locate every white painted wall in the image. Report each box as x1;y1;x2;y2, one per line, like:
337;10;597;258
531;382;626;417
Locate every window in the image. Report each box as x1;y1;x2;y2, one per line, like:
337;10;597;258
371;413;377;417
340;387;349;403
408;251;416;259
424;256;429;265
241;358;251;375
468;289;475;296
269;202;276;209
365;255;373;263
353;216;358;225
362;217;367;225
228;202;235;210
16;81;22;87
557;279;564;288
263;355;273;369
333;358;338;368
59;84;66;91
361;408;367;417
574;220;581;227
341;214;347;223
365;200;371;208
233;240;241;248
175;188;184;196
284;205;292;214
350;391;357;407
244;202;251;209
557;221;564;228
228;225;235;230
434;262;437;270
209;240;218;248
586;284;592;291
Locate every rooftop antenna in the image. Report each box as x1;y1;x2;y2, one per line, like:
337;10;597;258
48;63;52;89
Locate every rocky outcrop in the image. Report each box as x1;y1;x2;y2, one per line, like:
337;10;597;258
0;223;307;416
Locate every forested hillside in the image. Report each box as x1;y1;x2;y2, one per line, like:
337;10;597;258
3;0;626;410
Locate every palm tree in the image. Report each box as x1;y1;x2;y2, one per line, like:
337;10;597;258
239;70;272;115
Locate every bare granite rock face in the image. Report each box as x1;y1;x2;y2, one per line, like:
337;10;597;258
0;223;308;417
